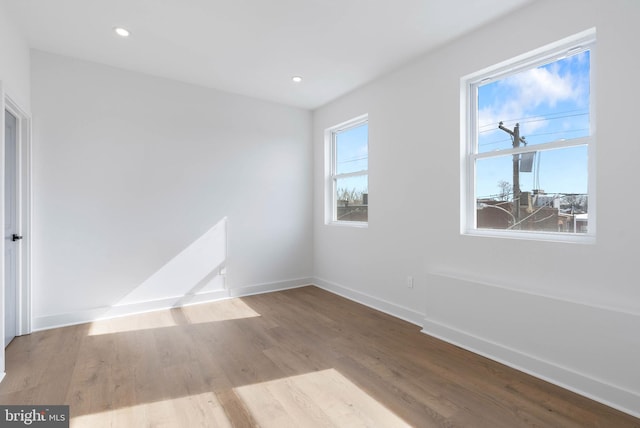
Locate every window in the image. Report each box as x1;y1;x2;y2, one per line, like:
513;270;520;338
462;29;595;242
326;115;368;226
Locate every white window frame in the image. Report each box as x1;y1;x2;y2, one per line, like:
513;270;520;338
325;114;368;227
461;29;596;244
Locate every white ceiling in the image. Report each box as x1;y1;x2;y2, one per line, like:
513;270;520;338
4;0;533;109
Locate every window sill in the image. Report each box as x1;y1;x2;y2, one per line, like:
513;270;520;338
463;228;595;244
327;220;368;229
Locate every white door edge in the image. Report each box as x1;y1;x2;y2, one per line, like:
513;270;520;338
3;91;32;340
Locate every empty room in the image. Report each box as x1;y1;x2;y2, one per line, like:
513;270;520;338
1;0;639;426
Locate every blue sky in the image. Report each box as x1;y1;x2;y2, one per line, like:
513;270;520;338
476;50;590;199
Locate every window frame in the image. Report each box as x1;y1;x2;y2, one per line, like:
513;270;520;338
325;114;369;228
461;29;596;243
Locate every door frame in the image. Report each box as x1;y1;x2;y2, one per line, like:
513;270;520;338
1;82;32;344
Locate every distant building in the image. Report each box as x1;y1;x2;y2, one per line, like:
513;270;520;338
477;193;587;233
337;195;368;222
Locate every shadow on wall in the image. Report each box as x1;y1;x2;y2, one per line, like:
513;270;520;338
103;217;228;318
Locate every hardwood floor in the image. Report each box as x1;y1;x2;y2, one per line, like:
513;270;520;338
1;286;638;427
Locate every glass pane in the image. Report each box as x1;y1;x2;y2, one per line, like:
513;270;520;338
336;122;368;174
476;146;588;233
335;175;368;222
477;50;590;153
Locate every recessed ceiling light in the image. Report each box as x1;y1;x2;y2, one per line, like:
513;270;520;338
292;76;303;83
114;27;130;37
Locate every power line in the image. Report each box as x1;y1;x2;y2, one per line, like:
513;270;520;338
523;127;590;138
338;155;368;164
478;108;589;131
479;127;590;148
479;109;588;128
516;112;588;126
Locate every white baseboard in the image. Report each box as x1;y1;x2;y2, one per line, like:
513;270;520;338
32;277;313;331
424;272;640;419
228;277;312;298
422;318;640;419
312;277;424;327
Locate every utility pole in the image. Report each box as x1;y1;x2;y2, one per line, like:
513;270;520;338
498;122;526;228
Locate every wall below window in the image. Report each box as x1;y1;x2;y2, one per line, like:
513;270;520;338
313;0;640;417
31;51;313;329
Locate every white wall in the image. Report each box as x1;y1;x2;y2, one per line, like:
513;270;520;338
0;1;31;381
0;3;30;110
31;51;313;328
313;0;640;417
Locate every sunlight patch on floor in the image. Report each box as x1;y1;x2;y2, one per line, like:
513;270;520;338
181;298;261;323
234;368;410;427
70;392;231;428
89;309;177;336
88;298;260;336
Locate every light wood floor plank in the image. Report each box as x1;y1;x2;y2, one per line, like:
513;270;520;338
1;286;638;427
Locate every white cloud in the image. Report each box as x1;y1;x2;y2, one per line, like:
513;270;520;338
478;60;588;143
505;65;582;109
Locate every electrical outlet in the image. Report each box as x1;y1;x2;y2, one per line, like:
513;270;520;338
406;275;414;288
